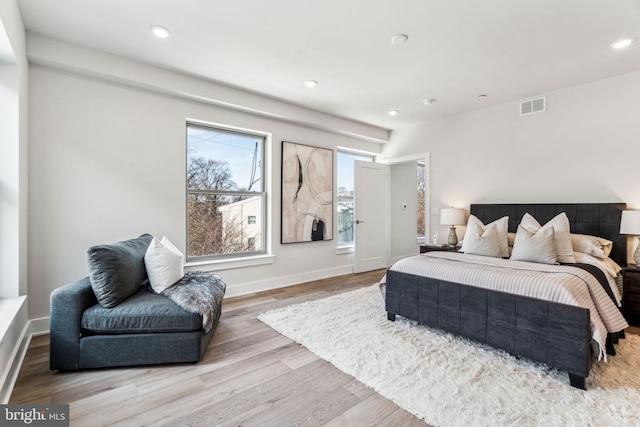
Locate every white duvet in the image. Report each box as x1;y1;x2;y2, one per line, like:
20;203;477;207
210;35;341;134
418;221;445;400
387;252;629;360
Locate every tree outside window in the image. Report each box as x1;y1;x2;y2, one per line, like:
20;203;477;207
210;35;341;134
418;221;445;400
417;162;426;239
186;124;266;259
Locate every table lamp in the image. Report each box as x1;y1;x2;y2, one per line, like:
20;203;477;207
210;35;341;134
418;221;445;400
620;210;640;266
440;208;466;247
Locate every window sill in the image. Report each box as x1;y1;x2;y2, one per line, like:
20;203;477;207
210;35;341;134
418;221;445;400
185;254;275;271
0;296;27;344
336;245;354;255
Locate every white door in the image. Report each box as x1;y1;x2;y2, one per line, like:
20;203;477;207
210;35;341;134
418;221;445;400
354;161;389;273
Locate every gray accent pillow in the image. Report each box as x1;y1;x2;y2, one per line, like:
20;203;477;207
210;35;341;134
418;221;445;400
86;234;153;308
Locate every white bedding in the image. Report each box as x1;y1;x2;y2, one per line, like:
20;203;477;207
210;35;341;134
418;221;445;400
387;251;629;360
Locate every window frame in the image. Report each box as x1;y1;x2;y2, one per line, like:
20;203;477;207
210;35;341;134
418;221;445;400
185;122;269;263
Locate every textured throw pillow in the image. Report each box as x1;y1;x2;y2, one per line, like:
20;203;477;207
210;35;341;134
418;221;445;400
510;225;558;264
460;215;509;257
86;234;153;308
520;212;575;263
145;236;185;294
570;233;613;259
463;223;506;258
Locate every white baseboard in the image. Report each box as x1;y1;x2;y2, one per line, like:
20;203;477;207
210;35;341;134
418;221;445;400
225;264;354;298
28;317;50;337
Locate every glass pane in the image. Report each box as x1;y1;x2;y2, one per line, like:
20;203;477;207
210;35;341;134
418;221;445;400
187;126;263;192
187;193;263;257
337;151;373;245
417;163;426;238
417;200;426;237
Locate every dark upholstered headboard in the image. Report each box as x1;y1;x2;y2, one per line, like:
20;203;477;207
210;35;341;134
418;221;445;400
470;203;627;267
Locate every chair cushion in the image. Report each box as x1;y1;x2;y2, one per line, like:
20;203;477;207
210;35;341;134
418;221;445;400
86;234;153;308
82;288;202;334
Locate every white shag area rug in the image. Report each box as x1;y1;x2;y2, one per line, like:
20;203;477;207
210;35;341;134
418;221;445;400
257;285;640;427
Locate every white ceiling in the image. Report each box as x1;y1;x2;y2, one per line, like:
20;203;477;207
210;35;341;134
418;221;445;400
16;0;640;130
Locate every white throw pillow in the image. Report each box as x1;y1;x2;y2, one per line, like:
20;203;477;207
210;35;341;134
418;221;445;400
463;223;506;258
144;236;184;293
510;225;558;264
520;212;575;263
570;233;613;259
460;215;509;257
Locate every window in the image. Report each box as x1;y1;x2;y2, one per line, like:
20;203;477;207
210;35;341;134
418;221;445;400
186;124;266;259
417;162;426;240
336;151;374;246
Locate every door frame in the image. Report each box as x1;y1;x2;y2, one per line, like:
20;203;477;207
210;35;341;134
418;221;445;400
379;152;431;264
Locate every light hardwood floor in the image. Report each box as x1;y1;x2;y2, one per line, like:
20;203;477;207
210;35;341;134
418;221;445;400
11;272;639;427
10;270;429;426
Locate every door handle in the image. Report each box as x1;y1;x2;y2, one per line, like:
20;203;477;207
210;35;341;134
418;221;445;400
356;220;365;224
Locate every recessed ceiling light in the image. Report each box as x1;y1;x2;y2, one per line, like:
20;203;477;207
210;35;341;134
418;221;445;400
610;38;634;49
304;80;318;88
150;25;171;38
387;110;399;116
390;34;408;45
422;98;435;106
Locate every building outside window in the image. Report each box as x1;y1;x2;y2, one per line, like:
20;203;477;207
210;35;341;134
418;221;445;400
186;123;266;259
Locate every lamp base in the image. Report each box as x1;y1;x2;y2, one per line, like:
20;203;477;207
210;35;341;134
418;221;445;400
447;226;458;247
634;239;640;266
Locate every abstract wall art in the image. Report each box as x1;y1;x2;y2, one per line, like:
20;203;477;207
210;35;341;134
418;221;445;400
281;141;333;243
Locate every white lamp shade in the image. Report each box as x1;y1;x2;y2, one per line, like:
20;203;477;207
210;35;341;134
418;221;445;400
620;210;640;235
440;208;466;226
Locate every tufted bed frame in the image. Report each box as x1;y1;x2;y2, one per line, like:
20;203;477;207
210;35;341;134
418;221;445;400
385;202;627;389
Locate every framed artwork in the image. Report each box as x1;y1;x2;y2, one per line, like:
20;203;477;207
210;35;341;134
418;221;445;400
281;141;333;243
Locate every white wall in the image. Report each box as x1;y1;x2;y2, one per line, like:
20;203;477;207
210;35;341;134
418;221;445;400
27;37;386;320
383;70;640;244
0;0;29;404
389;162;419;263
0;0;28;299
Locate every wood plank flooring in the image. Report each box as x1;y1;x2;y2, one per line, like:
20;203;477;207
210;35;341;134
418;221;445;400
11;271;640;426
10;270;429;426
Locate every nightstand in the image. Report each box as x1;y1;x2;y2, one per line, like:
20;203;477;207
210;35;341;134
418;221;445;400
420;244;460;254
623;266;640;326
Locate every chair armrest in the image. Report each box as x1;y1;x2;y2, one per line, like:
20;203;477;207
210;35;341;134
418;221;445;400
50;277;97;370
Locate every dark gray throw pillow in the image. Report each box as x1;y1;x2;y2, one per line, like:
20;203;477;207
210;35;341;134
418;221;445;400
86;234;153;308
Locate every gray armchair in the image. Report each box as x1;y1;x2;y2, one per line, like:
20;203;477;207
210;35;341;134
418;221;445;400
50;234;223;371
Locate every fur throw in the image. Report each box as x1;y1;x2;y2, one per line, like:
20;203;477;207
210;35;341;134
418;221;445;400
161;271;226;333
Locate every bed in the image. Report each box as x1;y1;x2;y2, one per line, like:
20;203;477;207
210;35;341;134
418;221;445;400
383;203;629;389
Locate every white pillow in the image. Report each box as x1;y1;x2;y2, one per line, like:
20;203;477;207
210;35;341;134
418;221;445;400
520;212;575;263
510;225;558;264
570;233;613;259
463;223;506;258
573;251;621;279
460;215;509;257
144;236;184;293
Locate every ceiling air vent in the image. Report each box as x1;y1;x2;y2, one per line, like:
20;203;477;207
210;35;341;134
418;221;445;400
520;96;546;116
